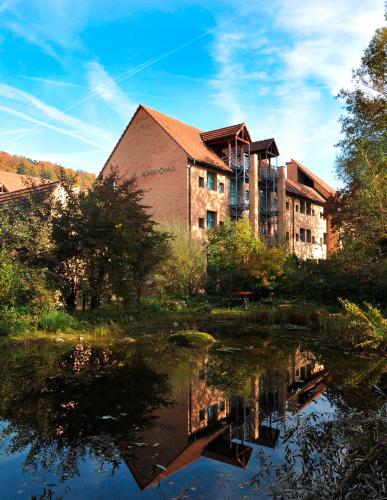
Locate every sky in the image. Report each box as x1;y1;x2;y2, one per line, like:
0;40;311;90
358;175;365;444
0;0;384;187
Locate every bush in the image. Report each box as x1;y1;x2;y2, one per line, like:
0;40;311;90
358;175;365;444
155;220;206;297
277;255;387;306
339;299;387;351
0;250;56;312
37;310;77;332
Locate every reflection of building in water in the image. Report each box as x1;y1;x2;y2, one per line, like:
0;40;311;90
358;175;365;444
121;359;250;491
121;348;331;491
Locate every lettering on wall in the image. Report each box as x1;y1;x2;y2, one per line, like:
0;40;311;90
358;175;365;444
142;167;176;177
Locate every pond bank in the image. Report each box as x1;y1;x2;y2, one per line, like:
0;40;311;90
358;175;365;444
1;302;385;354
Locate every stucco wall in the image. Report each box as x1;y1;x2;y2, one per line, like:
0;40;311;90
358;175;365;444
285;195;327;259
103;107;189;224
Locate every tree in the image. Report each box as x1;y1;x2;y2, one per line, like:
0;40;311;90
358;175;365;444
207;218;286;295
332;17;387;265
155;220;207;297
51;168;170;308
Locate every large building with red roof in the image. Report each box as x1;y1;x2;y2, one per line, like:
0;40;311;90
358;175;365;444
101;104;338;259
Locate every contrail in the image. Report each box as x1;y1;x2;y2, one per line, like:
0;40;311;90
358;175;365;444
2;6;258;148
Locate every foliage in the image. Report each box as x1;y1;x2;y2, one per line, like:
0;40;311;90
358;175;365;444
0;250;55;313
331;18;387;269
0;150;95;189
252;403;387;499
339;299;387;351
49;167;170;309
207;218;286;295
155;220;206;297
278;254;387;305
37;310;78;332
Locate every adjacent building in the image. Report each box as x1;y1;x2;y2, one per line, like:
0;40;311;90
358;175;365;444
0;170;64;207
103;104;337;258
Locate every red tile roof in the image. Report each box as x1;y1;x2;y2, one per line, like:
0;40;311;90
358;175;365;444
141;105;232;172
200;124;245;142
101;105;233;174
0;181;60;206
289;159;336;197
286;179;326;204
250;138;279;156
0;170;49;192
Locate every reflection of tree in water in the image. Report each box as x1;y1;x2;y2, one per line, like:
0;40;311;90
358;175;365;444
322;354;386;412
0;342;174;480
204;339;293;398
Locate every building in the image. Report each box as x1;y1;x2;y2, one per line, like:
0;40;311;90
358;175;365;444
0;170;65;207
101;104;337;258
118;348;330;490
0;170;49;193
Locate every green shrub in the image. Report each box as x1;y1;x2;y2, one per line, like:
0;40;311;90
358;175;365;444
37;310;77;332
339;299;387;351
0;250;56;312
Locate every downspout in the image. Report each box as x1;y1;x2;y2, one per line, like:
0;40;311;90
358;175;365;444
188;159;194;233
292;197;295;254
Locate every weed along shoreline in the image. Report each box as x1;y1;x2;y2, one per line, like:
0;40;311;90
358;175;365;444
2;301;385;356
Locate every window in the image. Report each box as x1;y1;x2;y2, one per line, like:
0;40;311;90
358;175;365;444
296;233;299;242
306;202;311;215
285;231;289;240
312;235;315;244
207;172;216;190
207;210;216;229
323;233;327;245
300;200;306;214
245;190;249;201
286;201;289;210
198;176;204;188
312;209;315;216
300;228;305;242
199;409;205;421
306;229;312;243
320;237;323;245
207;404;218;424
219;400;225;412
198;217;204;229
320;212;324;219
219;220;224;226
219;182;224;193
296;204;299;212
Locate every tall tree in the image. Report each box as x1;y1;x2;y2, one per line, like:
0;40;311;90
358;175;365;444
52;168;170;308
333;17;387;265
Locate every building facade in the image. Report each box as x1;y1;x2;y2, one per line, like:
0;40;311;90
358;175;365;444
101;105;337;258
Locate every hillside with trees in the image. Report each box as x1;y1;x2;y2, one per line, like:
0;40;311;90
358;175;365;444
0;150;96;189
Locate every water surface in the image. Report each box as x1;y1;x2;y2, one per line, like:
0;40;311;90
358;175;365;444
0;331;384;499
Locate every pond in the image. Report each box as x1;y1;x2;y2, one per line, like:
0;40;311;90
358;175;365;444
0;331;385;499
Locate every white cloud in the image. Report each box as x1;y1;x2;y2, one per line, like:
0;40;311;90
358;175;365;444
277;0;383;95
86;62;137;119
209;0;384;185
0;82;115;149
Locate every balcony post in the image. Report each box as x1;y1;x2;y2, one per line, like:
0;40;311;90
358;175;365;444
249;153;259;237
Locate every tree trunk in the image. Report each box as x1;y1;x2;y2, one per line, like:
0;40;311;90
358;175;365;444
66;287;76;312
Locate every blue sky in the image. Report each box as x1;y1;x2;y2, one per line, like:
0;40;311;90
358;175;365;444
0;0;384;186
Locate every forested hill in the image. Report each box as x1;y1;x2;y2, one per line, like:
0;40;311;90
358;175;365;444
0;151;96;189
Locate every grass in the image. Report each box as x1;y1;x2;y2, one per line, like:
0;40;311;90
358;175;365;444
0;298;384;353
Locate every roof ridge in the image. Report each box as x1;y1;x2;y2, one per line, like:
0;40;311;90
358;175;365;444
0;180;59;197
202;123;245;133
289;158;335;194
141;104;203;132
